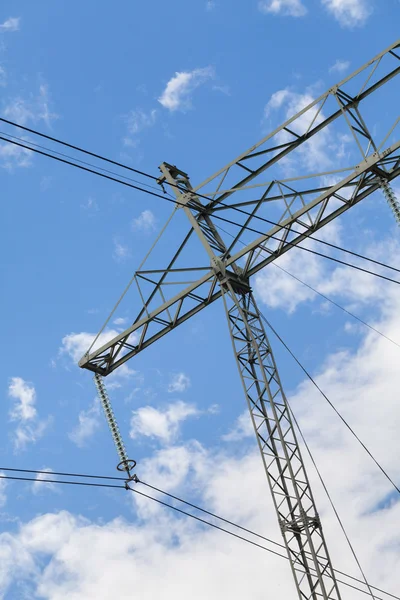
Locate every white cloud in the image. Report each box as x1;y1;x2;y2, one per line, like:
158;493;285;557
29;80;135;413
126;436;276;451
130;401;199;444
1;85;57;169
61;330;122;364
69;399;101;448
0;474;7;508
4;84;57;128
321;0;372;27
0;140;32;170
0;17;20;32
31;469;58;495
263;87;350;174
80;197;98;211
254;229;393;315
131;210;156;232
222;411;254;442
0;66;6;87
168;373;191;393
329;59;351;74
123;109;157;147
258;0;307;16
206;0;216;9
8;378;37;422
113;317;129;327
8;378;50;451
158;67;214;112
60;329;137;381
2;252;400;597
126;109;157;135
113;239;130;262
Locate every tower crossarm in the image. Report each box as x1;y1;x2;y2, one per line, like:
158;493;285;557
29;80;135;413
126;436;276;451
79;143;400;375
193;40;400;212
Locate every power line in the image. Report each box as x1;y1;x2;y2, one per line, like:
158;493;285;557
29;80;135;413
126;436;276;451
125;483;382;600
0;471;395;599
1;124;399;280
260;313;400;497
285;397;375;598
0;134;178;204
0;117;159;182
135;479;392;599
3;133;399;288
0;131;174;196
216;221;400;350
3;115;400;278
273;263;400;349
0;466;125;481
0;473;123;489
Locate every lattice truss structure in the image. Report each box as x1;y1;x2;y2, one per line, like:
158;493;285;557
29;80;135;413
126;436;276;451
80;40;400;600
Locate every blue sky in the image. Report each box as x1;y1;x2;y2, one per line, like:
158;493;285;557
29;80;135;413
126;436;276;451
1;1;400;598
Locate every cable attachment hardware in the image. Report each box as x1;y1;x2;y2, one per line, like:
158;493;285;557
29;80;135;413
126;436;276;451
380;178;400;225
93;373;136;477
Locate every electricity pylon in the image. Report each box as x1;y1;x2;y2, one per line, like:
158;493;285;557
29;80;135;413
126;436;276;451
80;40;400;599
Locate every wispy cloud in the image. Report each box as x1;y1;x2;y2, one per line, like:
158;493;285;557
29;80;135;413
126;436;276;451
206;1;216;10
321;0;372;27
69;400;101;448
4;84;57;128
222;411;254;442
0;474;7;508
263;87;334;173
1;84;57;169
80;197;98;212
0;66;6;87
8;377;37;421
0;17;20;33
158;67;214;112
112;239;130;262
329;59;351;74
168;373;191;393
123;108;157;147
113;317;129;327
31;468;59;495
131;210;156;233
60;329;137;380
258;0;307;16
130;401;199;444
0;139;32;170
8;378;50;451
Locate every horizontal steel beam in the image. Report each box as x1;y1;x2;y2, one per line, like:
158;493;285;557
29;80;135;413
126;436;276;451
79;144;400;375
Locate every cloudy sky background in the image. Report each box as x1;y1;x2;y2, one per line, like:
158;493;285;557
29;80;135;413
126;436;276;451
1;1;400;598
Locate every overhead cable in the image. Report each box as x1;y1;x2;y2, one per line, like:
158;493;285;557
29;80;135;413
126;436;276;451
1;125;399;279
215;221;400;350
273;262;400;349
287;400;375;599
2;133;399;288
0;471;395;599
260;312;400;497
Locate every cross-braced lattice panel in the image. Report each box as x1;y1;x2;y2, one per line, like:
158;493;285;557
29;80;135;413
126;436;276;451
223;287;342;600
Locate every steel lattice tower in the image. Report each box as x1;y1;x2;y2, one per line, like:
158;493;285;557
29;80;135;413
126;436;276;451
80;40;400;599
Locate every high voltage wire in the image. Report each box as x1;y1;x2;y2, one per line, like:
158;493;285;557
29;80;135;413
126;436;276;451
285;398;375;599
0;117;160;181
3;115;400;280
215;221;400;350
0;130;174;197
260;313;400;497
2;133;399;287
1;125;400;282
273;263;400;349
2;100;399;598
0;469;396;600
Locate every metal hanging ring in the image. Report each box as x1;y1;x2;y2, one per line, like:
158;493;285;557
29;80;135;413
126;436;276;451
117;459;137;472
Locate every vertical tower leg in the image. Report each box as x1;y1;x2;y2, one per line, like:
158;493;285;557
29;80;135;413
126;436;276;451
222;283;342;600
